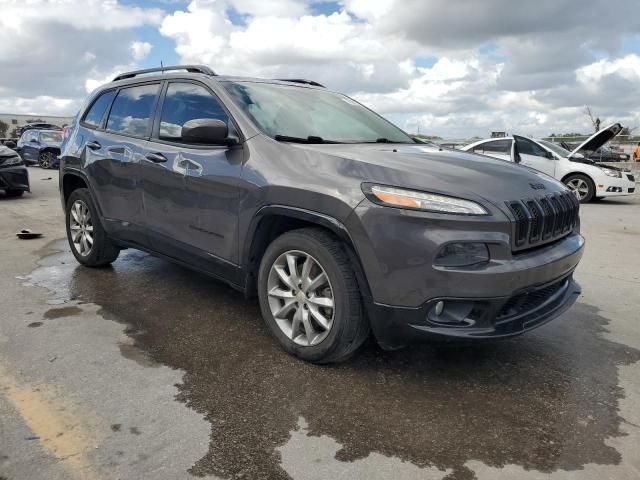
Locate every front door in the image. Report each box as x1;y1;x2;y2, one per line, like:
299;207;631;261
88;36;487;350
513;136;556;178
141;81;243;267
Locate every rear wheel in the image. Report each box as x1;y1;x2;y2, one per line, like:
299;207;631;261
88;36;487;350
258;228;369;363
38;151;51;168
65;188;120;267
564;174;595;203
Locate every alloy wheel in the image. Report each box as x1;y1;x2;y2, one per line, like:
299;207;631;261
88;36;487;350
266;250;335;346
39;152;50;168
69;200;94;257
566;178;589;201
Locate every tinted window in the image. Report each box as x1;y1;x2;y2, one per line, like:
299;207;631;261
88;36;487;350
482;139;511;154
83;90;116;128
517;138;548;157
106;84;159;137
159;83;229;143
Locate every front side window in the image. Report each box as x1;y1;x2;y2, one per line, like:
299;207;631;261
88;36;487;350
106;84;159;137
159;82;229;143
517;138;549;157
84;90;116;128
224;82;414;144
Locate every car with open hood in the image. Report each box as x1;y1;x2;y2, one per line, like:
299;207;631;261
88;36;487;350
462;124;635;203
0;144;29;197
59;65;584;363
17;128;63;168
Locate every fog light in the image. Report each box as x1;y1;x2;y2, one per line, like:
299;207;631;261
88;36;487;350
434;301;444;316
434;242;489;267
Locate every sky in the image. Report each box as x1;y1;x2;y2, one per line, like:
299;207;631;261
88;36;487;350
1;0;639;138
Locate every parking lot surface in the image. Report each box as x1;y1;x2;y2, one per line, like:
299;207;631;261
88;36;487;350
1;174;639;480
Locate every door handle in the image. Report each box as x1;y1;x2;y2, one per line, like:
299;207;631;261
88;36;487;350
145;152;167;163
86;141;101;150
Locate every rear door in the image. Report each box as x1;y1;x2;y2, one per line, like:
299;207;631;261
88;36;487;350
141;80;243;267
513;136;556;177
85;82;161;245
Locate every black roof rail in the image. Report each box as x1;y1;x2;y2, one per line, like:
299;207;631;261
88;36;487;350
113;65;216;82
276;78;326;88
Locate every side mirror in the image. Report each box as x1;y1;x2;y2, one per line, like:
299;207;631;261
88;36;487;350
545;151;554;160
181;118;238;145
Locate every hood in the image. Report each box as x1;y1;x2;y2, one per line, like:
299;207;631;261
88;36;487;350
285;142;569;206
568;123;622;159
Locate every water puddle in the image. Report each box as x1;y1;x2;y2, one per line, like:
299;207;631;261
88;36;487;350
23;240;640;479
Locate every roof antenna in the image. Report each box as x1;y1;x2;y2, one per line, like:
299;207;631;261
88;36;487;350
160;60;164;72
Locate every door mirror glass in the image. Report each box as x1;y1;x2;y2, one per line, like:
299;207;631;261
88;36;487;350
545;150;554;160
181;118;236;145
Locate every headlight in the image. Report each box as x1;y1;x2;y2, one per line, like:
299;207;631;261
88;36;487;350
601;168;621;178
363;184;488;215
0;156;22;166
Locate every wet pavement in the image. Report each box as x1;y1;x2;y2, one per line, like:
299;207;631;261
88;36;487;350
1;175;640;479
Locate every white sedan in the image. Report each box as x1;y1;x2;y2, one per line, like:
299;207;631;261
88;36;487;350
462;123;635;203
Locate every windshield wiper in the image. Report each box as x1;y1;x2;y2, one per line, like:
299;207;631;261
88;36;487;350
274;134;339;144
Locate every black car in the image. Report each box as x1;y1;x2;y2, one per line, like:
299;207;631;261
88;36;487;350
17;128;63;168
561;142;629;162
59;65;584;363
0;145;29;197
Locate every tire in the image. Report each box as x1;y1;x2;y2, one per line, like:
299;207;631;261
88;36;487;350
592;196;605;202
38;151;51;168
5;189;24;197
258;228;369;364
564;174;595;203
65;188;120;267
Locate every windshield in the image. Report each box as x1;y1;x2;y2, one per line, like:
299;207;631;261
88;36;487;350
40;131;62;143
223;82;414;144
538;140;572;157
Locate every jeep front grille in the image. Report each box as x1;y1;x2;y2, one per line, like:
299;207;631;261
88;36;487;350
506;192;579;251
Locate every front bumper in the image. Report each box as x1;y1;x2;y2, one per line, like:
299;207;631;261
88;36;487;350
595;174;636;196
347;199;585;349
367;273;581;349
0;165;30;192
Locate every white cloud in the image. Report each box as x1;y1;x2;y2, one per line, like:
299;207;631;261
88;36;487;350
130;41;153;61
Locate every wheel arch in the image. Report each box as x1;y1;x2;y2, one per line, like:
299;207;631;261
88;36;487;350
242;206;372;302
560;171;596;186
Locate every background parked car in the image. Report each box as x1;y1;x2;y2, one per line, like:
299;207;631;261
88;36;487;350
15;123;61;137
560;143;629;162
16;128;63;168
462;124;635;203
0;144;29;197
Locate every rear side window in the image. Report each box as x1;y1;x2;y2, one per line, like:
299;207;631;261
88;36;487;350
106;84;159;137
159;82;229;143
481;139;511;154
83;90;115;128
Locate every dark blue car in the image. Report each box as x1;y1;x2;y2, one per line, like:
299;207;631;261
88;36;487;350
17;129;63;168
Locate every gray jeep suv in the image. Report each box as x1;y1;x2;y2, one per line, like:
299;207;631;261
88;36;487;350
60;65;584;363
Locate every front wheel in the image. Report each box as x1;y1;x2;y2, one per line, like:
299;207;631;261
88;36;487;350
65;188;120;267
564;174;595;203
4;189;24;197
258;228;369;363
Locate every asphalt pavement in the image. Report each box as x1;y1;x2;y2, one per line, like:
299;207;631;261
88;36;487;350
1;172;639;480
